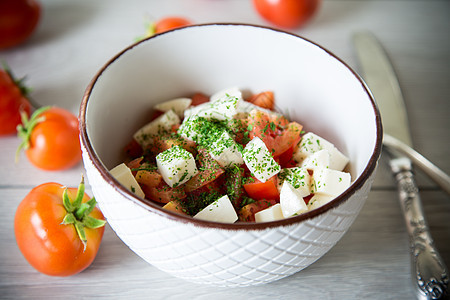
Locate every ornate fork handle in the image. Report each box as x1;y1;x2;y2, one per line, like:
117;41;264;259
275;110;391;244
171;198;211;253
390;157;449;300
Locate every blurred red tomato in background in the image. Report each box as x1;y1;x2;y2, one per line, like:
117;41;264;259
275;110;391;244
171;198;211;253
253;0;320;29
0;0;41;49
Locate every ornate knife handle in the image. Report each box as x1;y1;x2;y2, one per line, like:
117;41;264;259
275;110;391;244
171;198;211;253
390;157;449;300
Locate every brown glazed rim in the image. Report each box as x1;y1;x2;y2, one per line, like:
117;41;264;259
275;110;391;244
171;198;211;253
79;23;383;231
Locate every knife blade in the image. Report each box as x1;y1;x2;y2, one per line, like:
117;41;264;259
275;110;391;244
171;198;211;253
352;32;450;194
352;31;449;300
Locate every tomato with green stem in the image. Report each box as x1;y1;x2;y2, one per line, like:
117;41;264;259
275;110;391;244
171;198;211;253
154;17;192;34
0;65;32;135
16;106;82;170
14;178;106;276
138;16;192;40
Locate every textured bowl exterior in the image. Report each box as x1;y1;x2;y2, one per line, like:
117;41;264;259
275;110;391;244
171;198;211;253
83;145;376;287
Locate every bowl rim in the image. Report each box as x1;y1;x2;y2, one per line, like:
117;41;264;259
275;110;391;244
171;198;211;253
79;23;383;231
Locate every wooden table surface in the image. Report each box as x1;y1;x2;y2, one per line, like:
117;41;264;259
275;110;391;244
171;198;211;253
1;1;449;299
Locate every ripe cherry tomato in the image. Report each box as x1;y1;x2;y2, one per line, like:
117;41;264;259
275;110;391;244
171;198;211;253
14;179;106;276
252;0;320;29
16;106;82;171
154;17;192;34
0;0;41;49
0;66;31;135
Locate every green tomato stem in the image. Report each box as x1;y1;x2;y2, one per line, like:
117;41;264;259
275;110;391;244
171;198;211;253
15;106;51;163
61;177;106;251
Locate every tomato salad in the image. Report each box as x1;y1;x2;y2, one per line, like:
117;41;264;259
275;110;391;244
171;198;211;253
111;88;351;223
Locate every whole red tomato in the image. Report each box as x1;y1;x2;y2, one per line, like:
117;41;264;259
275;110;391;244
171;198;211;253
0;66;31;135
15;179;106;276
252;0;320;29
0;0;41;49
16;106;82;171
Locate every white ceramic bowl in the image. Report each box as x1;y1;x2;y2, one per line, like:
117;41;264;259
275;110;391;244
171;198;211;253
80;24;382;287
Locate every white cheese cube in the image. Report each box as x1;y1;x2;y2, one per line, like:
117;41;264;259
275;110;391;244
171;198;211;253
328;146;350;171
307;193;336;210
154;97;192;118
133;110;180;148
300;149;331;171
210;87;243;103
242;136;281;183
294;132;349;171
311;168;351;196
255;203;284;222
208;131;244;167
183;102;209;120
193;195;238;223
278;167;311;197
194;93;240;121
156;146;198;188
279;181;308;218
178;116;203;141
110;163;145;198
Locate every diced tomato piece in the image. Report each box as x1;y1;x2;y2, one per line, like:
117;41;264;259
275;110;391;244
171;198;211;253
303;194;314;205
149;134;197;155
224;166;246;209
275;145;299;168
163;200;188;215
126;157;144;175
184;148;224;192
150;110;164;121
142;181;186;204
247;91;274;110
243;176;279;201
229;117;250;145
248;110;302;157
191;92;209;106
135;169;162;187
124;139;143;159
238;199;279;222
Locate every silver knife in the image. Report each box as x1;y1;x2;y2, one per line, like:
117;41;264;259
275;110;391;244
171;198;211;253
353;31;449;300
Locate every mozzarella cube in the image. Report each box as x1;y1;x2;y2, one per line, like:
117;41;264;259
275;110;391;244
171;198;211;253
279;181;308;218
307;193;336;210
178;116;203;141
156;146;198;188
154;97;192;118
294;132;349;171
193;195;238;223
328;146;350;171
242;136;281;182
208;131;244;167
255;203;284;222
110;163;145;198
133;110;180;148
183;102;209;120
210;87;243;103
194;93;240;121
278;167;311;197
300;149;331;170
311;168;351;196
